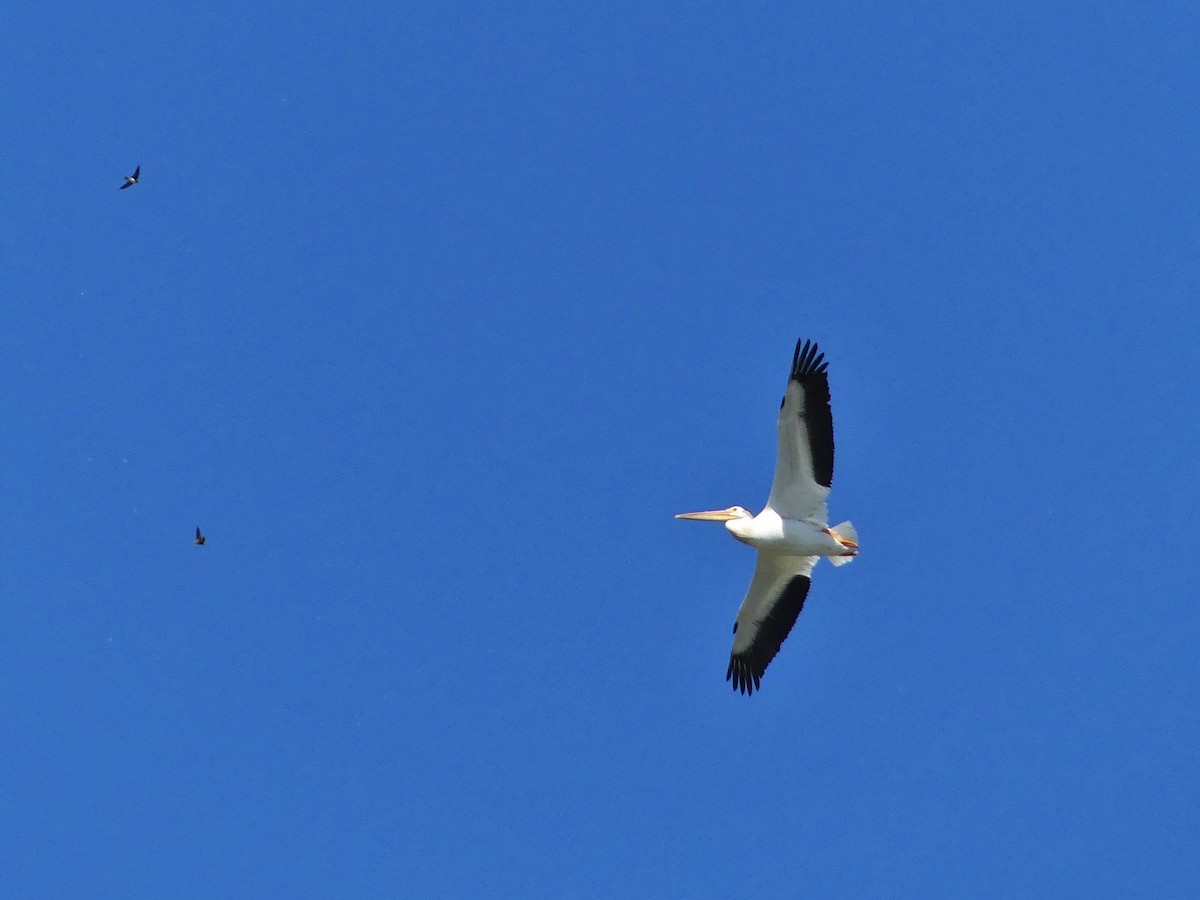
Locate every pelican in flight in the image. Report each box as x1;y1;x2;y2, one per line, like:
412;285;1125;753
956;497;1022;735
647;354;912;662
677;338;857;695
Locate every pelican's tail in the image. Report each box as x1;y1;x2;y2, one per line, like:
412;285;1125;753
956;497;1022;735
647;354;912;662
827;521;858;567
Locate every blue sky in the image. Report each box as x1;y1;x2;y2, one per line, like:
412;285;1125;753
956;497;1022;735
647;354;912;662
2;2;1198;896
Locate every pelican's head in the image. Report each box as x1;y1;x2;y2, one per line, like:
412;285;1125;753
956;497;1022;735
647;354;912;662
675;505;755;539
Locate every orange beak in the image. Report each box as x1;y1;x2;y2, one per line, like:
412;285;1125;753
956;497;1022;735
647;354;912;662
675;509;742;522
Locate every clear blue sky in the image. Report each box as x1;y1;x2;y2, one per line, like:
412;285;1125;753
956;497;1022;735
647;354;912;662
2;2;1197;896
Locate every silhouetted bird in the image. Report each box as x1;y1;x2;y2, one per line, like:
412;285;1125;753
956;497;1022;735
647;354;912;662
120;165;140;189
194;527;206;546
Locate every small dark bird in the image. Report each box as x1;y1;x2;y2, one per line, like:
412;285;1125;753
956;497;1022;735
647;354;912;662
120;165;140;189
194;527;206;546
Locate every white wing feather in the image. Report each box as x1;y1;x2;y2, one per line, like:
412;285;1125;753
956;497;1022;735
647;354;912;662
727;551;819;694
765;378;830;521
731;552;817;652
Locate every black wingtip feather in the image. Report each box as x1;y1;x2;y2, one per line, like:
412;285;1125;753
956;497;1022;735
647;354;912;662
790;338;828;380
726;657;758;695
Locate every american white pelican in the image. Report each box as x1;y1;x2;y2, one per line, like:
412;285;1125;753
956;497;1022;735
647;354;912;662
677;338;857;695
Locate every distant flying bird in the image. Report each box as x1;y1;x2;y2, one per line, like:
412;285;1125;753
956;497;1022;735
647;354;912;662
120;165;140;189
676;338;858;696
193;527;206;546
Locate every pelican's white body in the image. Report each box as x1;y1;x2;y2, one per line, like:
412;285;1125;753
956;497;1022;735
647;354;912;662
724;507;846;557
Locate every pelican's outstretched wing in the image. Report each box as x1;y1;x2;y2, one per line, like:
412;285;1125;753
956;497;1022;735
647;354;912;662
764;338;834;522
727;552;818;695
